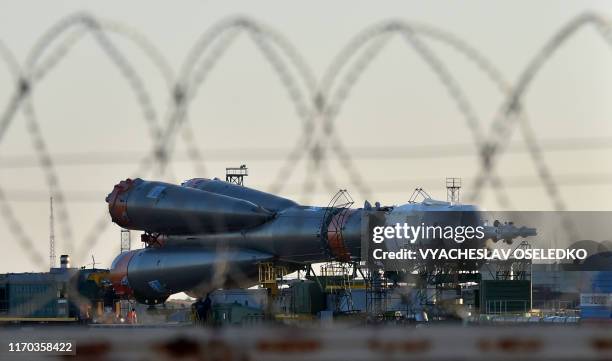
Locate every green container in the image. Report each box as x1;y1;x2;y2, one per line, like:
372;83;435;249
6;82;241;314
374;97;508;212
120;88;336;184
290;281;325;314
0;273;68;318
212;303;264;325
8;283;59;317
480;280;531;314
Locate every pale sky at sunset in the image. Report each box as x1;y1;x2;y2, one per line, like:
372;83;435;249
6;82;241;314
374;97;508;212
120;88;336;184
0;0;611;272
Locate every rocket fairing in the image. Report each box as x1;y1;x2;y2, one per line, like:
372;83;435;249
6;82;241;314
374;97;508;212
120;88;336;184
106;177;535;305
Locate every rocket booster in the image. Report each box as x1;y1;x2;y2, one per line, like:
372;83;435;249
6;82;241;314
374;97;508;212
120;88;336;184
106;178;273;234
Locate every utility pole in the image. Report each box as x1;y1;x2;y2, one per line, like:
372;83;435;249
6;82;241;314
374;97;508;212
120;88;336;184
49;196;56;269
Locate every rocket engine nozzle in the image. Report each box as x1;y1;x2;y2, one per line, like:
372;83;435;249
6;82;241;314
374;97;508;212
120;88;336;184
484;220;537;244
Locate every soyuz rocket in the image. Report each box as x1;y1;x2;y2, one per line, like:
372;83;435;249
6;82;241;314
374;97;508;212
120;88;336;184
106;177;534;305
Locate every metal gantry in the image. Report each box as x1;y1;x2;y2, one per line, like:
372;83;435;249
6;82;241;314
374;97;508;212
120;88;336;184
226;165;248;186
320;262;357;313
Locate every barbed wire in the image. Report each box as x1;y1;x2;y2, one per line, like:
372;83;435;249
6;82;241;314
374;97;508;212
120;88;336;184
0;12;610;269
0;39;48;265
468;12;612;208
0;13;182;263
158;17;320;197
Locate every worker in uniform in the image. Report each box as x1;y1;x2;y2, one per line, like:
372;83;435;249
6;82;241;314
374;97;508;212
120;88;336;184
127;308;138;324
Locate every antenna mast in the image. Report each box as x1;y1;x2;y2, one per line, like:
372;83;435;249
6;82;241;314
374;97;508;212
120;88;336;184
446;177;462;203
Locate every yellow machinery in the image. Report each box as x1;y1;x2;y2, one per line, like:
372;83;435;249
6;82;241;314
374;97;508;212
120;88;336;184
258;262;288;297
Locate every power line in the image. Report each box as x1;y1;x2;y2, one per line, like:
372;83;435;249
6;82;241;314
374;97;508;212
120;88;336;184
3;172;612;203
1;136;610;168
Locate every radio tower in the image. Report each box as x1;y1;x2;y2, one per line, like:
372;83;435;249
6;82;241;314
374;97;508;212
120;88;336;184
49;196;56;269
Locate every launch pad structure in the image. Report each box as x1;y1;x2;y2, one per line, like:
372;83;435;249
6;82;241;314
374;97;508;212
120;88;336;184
0;170;542;325
226;165;248;186
214;175;534;321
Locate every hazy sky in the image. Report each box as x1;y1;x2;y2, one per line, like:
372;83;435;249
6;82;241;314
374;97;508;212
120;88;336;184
0;0;611;272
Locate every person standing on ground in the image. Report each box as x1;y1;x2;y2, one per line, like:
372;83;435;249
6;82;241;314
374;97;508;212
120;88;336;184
127;308;138;324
